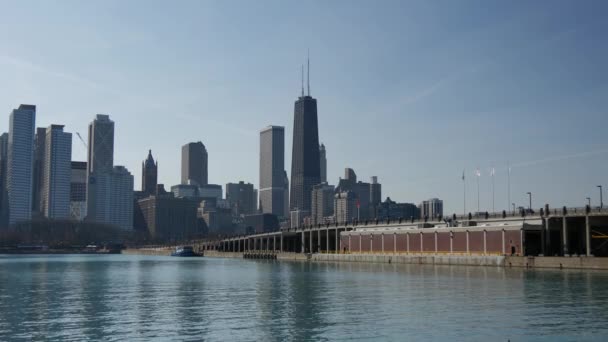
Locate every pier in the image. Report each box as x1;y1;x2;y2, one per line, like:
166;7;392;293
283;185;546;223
189;206;608;269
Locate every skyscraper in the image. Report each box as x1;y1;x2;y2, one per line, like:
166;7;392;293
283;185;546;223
86;114;114;222
181;142;208;186
7;105;36;226
32;127;46;215
142;150;158;196
0;133;9;227
319;143;327;183
226;181;257;216
290;60;321;213
41;125;72;219
87;114;114;175
259;125;286;217
311;182;334;225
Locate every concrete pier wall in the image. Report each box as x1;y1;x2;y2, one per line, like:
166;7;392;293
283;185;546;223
312;253;505;267
122;248;172;256
505;256;608;270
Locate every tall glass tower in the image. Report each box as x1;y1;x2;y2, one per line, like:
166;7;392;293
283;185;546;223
7;105;36;226
290;60;320;213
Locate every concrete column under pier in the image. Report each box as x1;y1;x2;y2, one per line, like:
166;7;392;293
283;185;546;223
563;217;569;256
301;232;305;254
586;215;591;257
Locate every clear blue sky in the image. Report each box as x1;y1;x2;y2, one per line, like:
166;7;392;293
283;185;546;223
1;0;607;214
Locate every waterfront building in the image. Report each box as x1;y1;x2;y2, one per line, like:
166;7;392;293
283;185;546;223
376;197;419;221
311;182;334;225
141;150;158;196
32;127;46;215
41;125;72;219
226;181;257;216
7;104;36;226
334;191;358;224
419;198;444;219
86;114;114;223
137;195;201;241
259;125;286;217
181;142;208;186
70;161;87;221
0;133;9;227
290;62;321;213
319;143;327;183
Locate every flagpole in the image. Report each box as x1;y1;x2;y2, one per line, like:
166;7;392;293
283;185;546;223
492;168;495;213
476;169;480;214
507;161;511;213
463;170;466;217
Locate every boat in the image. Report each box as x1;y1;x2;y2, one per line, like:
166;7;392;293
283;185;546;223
171;246;202;257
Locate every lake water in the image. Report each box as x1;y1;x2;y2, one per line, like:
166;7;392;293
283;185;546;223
1;254;608;341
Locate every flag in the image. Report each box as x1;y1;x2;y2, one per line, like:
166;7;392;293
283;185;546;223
475;168;481;177
356;199;360;208
462;170;465;181
490;167;495;176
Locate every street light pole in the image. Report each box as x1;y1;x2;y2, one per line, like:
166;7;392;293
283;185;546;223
526;192;532;212
586;197;591;207
598;185;603;209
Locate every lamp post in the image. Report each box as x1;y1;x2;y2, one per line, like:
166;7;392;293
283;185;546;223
586;197;591;207
526;192;532;212
598;185;603;209
512;203;516;214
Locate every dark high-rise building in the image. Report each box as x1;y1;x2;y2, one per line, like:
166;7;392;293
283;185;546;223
7;105;36;226
136;195;201;242
181;142;208;186
142;150;158;196
319;143;327;183
377;197;419;221
0;133;8;228
290;61;320;213
86;114;115;224
226;181;256;216
32;127;46;214
259;125;286;217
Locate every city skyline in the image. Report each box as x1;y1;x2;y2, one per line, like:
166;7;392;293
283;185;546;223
0;1;607;214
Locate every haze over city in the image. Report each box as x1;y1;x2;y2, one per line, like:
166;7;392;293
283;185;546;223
1;0;607;214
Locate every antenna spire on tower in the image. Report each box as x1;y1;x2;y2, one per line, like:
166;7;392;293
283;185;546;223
301;64;304;97
307;49;310;96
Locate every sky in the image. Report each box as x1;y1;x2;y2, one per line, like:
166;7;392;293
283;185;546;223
0;0;607;215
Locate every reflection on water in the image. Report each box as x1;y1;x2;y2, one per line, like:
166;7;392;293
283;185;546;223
1;254;608;341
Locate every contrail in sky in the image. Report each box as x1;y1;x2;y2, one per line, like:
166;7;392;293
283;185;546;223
510;148;608;169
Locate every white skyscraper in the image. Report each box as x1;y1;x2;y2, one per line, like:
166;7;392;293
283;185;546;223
7;105;36;226
41;125;72;219
259;125;286;217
